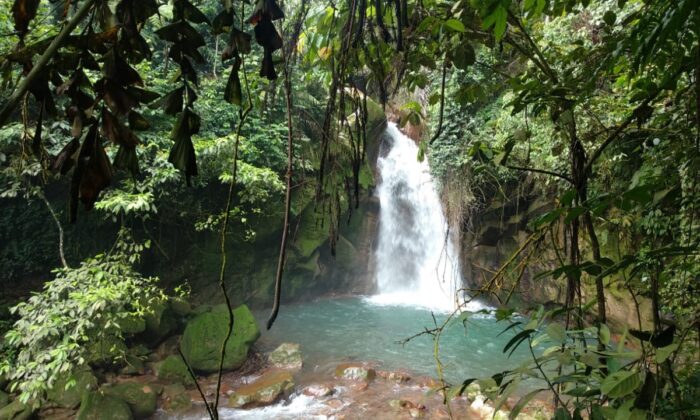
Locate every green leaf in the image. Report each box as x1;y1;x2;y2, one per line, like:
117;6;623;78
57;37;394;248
444;18;466;32
509;388;545;419
655;343;678;363
546;323;566;343
600;370;641;398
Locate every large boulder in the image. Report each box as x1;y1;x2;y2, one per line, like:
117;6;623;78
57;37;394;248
180;304;260;373
86;334;127;366
0;399;33;420
77;391;133;420
155;355;195;386
102;383;157;419
228;370;294;408
268;343;302;370
46;367;98;408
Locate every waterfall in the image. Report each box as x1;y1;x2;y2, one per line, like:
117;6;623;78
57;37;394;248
368;123;482;312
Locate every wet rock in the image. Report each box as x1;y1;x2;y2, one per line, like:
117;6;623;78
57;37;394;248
180;304;260;373
325;399;344;409
46;367;98;408
334;363;376;381
155;355;195;386
414;376;441;389
102;383;157;419
377;370;411;383
0;399;34;420
76;391;133;420
302;384;334;398
228;370;294;408
349;381;369;392
269;343;303;370
161;384;192;412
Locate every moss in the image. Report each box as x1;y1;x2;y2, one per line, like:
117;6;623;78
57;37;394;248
180;304;260;373
102;383;157;419
155;355;195;386
46;367;98;408
76;391;133;420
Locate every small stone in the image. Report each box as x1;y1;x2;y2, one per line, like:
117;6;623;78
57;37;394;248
349;381;368;392
302;384;333;398
379;370;411;383
409;407;424;418
334;363;376;381
325;399;344;409
268;343;303;371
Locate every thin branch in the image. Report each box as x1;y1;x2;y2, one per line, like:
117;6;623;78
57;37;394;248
429;57;447;145
505;164;574;184
178;347;215;420
38;191;68;268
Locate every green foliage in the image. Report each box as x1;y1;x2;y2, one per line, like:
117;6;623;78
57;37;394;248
0;229;163;405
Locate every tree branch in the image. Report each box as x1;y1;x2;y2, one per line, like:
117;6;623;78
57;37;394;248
505;164;574;184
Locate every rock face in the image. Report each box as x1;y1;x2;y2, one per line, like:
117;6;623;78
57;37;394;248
228;370;295;408
76;391;133;420
102;383;157;419
155;355;195;386
46;367;98;408
180;304;260;373
268;343;302;370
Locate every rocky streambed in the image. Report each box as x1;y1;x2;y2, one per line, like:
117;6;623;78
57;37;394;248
1;297;553;420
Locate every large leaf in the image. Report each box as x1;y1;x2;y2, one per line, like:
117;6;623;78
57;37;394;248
600;370;641;398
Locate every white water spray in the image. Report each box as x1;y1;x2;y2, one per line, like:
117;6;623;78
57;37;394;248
368;123;483;312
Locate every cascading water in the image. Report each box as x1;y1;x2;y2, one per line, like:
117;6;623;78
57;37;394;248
368;123;482;312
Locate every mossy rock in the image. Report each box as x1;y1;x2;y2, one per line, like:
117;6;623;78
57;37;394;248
0;399;33;420
161;384;191;412
334;236;357;270
155;355;195;386
228;370;294;408
180;304;260;373
46;367;98;408
120;354;145;375
117;315;146;335
169;297;191;317
102;383;157;419
0;391;8;408
77;391;132;420
86;334;127;366
141;300;178;347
